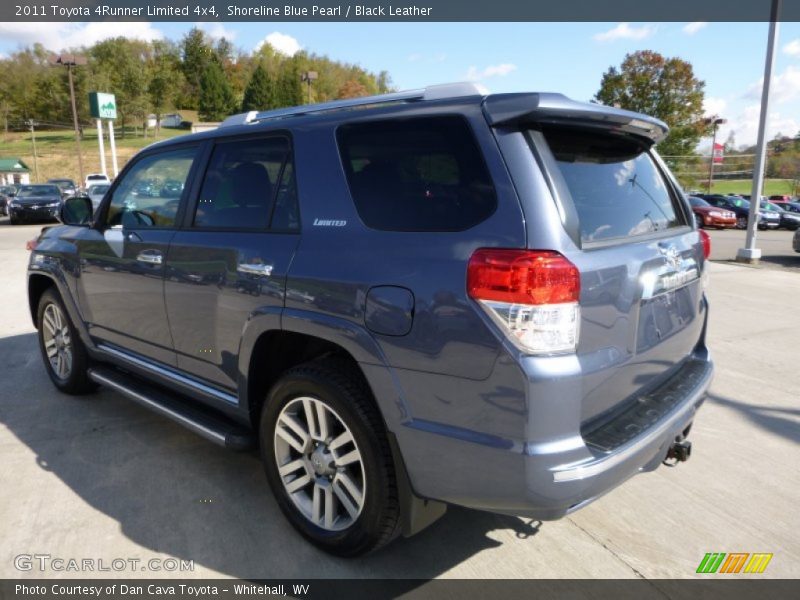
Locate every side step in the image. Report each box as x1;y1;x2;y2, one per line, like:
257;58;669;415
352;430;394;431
88;366;255;450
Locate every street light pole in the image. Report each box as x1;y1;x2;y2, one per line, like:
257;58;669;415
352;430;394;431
737;0;781;264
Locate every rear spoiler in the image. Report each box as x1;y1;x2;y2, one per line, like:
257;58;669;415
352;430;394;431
482;93;668;145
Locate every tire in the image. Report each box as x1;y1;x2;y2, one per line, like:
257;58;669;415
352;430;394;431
37;288;95;394
9;215;19;225
737;217;747;229
695;214;703;229
260;359;401;557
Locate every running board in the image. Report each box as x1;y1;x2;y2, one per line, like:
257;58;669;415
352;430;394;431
88;366;255;450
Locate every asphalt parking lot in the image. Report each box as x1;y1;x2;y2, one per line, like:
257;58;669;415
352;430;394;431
0;218;798;582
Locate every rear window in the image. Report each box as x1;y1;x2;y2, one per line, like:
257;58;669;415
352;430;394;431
337;116;496;231
542;129;686;243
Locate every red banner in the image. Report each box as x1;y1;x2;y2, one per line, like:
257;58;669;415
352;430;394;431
712;142;724;164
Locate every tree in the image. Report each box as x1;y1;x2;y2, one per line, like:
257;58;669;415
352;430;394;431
198;59;236;121
148;40;182;137
724;131;737;153
595;50;708;157
180;27;213;109
274;58;304;107
336;79;369;99
241;63;274;111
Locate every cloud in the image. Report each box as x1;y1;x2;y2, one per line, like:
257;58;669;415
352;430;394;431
745;65;800;104
408;53;422;62
720;104;799;148
784;39;800;57
466;63;517;80
197;22;237;42
682;22;708;35
703;97;727;117
593;23;656;42
256;32;301;57
0;21;163;51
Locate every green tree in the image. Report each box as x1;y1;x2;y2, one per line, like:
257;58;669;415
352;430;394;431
241;63;274;111
595;50;708;158
148;41;182;137
179;27;213;110
198;59;235;121
90;38;149;138
275;58;304;107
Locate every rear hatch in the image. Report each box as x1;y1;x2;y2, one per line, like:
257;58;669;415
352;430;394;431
485;94;706;425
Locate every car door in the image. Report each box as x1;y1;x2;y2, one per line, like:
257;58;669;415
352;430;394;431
164;133;301;392
75;144;199;365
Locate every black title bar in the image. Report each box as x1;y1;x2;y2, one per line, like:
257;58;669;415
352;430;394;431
5;0;800;22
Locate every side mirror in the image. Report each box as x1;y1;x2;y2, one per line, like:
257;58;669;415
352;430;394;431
59;196;93;226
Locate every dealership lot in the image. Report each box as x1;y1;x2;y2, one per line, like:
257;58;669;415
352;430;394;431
0;219;798;581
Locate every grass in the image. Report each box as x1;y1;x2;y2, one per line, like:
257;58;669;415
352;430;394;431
1;126;190;184
708;178;797;197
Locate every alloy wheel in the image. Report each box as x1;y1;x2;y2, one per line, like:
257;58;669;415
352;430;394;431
41;303;72;380
273;396;366;531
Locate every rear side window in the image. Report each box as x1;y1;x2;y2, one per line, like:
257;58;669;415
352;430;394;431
542;129;686;243
337;116;496;231
193;136;298;231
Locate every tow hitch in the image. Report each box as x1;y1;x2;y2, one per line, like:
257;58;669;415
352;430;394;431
663;438;692;466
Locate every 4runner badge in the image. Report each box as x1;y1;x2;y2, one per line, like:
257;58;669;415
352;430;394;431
313;219;347;227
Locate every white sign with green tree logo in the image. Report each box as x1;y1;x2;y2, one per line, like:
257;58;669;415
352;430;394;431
89;92;117;120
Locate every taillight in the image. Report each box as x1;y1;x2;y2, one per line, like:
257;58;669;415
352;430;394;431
699;230;711;260
468;249;580;354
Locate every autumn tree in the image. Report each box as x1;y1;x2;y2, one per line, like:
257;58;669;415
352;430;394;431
595;50;708;157
337;79;369;99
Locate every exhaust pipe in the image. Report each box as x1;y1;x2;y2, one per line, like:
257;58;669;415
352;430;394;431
663;438;692;466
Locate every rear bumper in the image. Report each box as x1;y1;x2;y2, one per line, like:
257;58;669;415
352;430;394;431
393;350;713;520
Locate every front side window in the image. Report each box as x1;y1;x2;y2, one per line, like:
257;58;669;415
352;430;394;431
337;116;497;232
106;147;196;229
193;136;297;231
542;129;686;243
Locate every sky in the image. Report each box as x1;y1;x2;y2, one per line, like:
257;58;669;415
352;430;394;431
1;20;800;149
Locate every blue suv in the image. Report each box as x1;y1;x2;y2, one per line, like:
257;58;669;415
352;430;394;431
28;83;713;556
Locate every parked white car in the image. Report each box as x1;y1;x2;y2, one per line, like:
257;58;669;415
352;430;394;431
84;173;110;190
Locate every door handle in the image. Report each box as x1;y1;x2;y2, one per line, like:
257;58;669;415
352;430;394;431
126;231;143;242
237;263;273;277
136;250;163;265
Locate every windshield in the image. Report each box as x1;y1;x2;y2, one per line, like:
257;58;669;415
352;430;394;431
90;185;110;194
761;202;781;211
541;129;685;242
17;185;60;197
689;197;710;208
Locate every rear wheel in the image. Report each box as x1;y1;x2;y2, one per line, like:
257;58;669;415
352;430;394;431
9;214;19;225
260;360;401;556
737;217;747;229
37;289;95;394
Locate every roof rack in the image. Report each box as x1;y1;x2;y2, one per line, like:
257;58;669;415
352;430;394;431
220;82;487;128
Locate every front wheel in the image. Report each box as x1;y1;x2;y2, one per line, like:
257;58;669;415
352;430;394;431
737;217;747;229
37;288;95;394
260;360;401;556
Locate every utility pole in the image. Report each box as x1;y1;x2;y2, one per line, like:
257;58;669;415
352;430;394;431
49;54;87;185
27;119;39;182
705;117;725;193
737;0;781;264
301;71;318;104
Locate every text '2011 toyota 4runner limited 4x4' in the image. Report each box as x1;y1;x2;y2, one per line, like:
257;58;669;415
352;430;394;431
28;83;713;556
